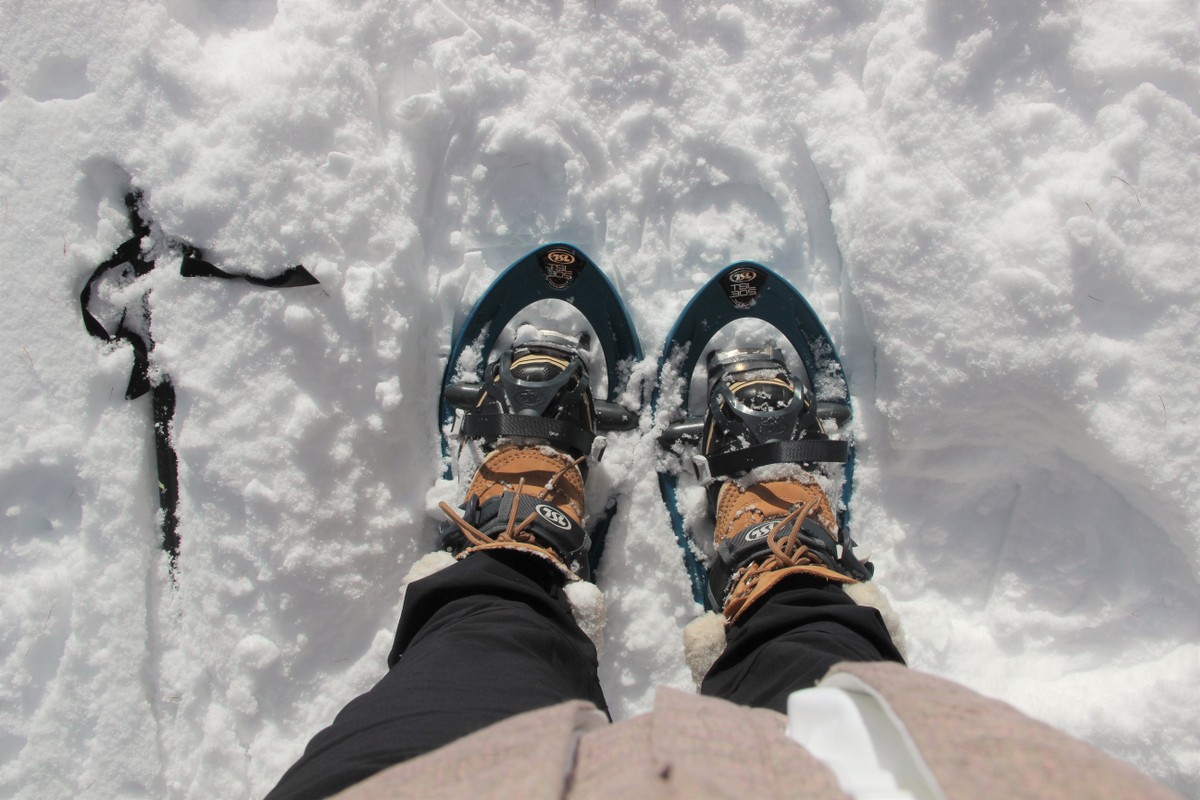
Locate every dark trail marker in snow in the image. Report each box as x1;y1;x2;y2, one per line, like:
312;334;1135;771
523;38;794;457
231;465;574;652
80;189;319;580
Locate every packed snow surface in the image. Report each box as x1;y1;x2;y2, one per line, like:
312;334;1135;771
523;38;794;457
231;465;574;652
2;1;1199;797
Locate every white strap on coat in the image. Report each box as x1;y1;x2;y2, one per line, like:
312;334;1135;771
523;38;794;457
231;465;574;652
785;676;947;800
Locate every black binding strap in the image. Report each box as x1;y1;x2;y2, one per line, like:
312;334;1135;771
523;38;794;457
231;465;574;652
705;438;849;480
461;414;596;457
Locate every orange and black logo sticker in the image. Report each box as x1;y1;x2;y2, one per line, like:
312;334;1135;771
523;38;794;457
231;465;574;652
720;266;766;309
540;247;582;289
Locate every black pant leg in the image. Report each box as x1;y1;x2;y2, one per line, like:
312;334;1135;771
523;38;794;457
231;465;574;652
266;552;606;800
700;575;905;713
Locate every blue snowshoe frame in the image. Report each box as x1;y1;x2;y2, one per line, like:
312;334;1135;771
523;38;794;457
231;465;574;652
439;243;643;573
653;261;856;608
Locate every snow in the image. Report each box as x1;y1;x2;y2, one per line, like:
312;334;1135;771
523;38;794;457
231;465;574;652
2;0;1198;797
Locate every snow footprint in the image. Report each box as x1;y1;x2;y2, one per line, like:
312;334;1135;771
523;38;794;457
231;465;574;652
0;463;80;759
660;137;799;279
0;462;83;559
671;180;789;272
458;116;606;251
25;54;92;101
166;0;278;36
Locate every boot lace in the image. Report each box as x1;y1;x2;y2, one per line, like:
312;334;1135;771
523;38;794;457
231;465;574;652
438;453;586;549
731;492;825;597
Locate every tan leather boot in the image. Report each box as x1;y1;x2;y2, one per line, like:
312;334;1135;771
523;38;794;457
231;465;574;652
439;330;619;581
439;445;592;580
682;345;870;622
711;477;858;624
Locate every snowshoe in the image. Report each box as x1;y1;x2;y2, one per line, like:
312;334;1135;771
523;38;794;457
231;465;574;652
653;261;865;608
439;245;642;577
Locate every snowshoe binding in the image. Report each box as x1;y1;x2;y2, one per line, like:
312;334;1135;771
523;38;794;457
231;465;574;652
440;330;635;581
686;345;873;620
438;245;641;580
653;260;866;609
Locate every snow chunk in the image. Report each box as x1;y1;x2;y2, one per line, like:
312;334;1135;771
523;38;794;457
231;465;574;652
375;377;403;411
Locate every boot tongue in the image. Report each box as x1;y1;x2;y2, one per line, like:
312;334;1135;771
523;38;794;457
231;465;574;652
468;447;585;524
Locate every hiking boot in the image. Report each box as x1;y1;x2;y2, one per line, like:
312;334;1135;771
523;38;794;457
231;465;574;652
710;477;857;622
699;346;871;621
438;445;591;579
439;331;598;580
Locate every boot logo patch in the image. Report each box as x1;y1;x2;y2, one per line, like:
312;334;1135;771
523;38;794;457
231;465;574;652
535;504;573;530
744;521;775;542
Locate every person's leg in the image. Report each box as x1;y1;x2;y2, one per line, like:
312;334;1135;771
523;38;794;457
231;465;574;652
700;575;903;712
691;346;904;713
269;331;617;799
266;552;606;800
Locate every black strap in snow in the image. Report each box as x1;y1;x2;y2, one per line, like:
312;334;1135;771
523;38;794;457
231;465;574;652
152;379;180;565
79;187;320;580
705;438;849;479
180;249;318;287
461;413;596;457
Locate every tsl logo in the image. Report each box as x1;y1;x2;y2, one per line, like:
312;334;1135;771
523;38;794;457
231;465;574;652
720;264;766;309
536;504;573;530
744;522;774;542
541;247;581;289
